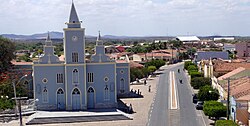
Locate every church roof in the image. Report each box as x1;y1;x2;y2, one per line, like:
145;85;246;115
69;2;80;23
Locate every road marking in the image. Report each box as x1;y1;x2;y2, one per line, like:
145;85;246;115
169;71;179;109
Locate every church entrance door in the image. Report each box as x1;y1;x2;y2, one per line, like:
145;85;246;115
57;88;65;110
87;87;95;109
72;88;81;110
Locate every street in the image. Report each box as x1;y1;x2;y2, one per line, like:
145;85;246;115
148;63;209;126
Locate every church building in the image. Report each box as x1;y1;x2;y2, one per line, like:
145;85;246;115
32;2;130;110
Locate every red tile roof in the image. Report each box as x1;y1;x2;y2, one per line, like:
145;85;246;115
222;77;250;99
214;62;250;72
130;61;144;68
218;67;246;80
11;61;32;65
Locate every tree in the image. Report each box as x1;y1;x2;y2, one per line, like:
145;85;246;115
191;77;211;89
198;85;219;101
145;59;165;69
203;101;227;120
187;48;196;58
0;36;15;73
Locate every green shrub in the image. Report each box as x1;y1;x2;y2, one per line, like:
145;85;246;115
0;98;14;111
191;77;210;89
189;71;203;78
215;120;238;126
148;66;157;73
184;61;195;69
203;101;227;120
198;85;219;101
187;65;198;71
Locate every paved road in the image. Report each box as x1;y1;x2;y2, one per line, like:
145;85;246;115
148;63;207;126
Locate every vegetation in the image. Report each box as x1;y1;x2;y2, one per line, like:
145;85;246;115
0;96;14;111
191;77;211;89
187;48;196;58
187;65;198;72
147;66;157;74
178;52;189;60
215;120;238;126
203;101;227;120
145;59;165;69
184;61;195;70
198;85;219;101
189;71;203;78
130;59;165;82
0;36;15;73
130;67;149;82
17;53;32;62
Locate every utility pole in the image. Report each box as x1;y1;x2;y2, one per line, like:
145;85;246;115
227;79;230;120
224;77;236;120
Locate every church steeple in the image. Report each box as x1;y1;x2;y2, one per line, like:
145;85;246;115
45;32;52;46
69;1;79;23
67;1;81;28
96;31;103;46
97;31;101;41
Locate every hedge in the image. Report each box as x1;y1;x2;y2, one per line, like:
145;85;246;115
215;120;238;126
184;61;195;70
187;65;198;71
189;71;203;78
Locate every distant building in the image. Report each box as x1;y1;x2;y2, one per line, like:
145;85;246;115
235;42;250;58
154;40;169;43
194;51;229;62
176;36;200;44
214;37;234;41
223;44;235;52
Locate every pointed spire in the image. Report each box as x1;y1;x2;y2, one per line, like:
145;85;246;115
46;31;51;41
69;1;80;23
96;31;103;46
45;32;52;46
97;31;101;41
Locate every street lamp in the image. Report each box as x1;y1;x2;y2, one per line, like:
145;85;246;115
12;74;27;116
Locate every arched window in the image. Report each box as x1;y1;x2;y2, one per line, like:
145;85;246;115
73;69;79;83
120;78;125;93
87;87;94;93
72;88;80;95
42;88;48;103
104;85;109;100
57;88;64;94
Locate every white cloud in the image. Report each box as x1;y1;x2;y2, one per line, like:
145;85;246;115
0;0;249;36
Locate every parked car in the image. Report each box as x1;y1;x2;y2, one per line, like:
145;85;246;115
192;94;198;103
196;101;204;110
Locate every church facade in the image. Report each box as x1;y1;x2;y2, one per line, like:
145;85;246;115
33;2;130;110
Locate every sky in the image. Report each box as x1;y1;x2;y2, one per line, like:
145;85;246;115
0;0;250;36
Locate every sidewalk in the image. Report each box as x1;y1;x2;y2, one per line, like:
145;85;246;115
2;66;162;126
183;70;215;126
